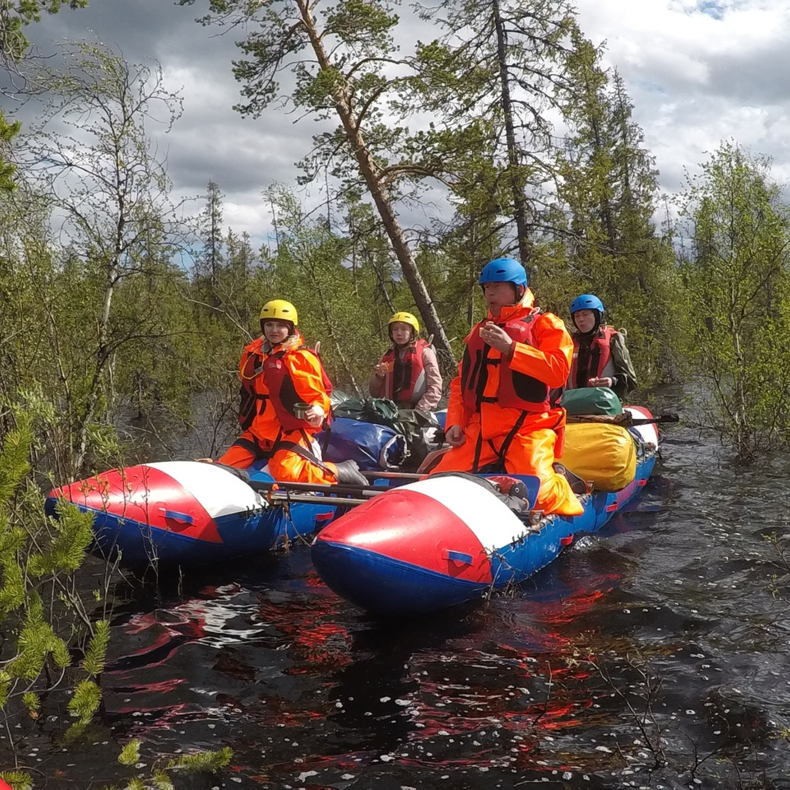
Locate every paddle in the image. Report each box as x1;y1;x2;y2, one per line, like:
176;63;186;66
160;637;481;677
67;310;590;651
567;412;679;427
358;470;423;480
268;492;369;507
247;478;385;498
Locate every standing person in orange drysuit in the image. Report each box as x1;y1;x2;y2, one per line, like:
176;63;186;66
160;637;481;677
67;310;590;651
429;258;583;517
218;300;366;486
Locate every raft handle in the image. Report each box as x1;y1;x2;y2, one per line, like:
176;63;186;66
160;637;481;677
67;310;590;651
444;549;473;565
160;509;194;525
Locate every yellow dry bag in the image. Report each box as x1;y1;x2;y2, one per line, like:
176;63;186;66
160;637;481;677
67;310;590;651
561;422;637;492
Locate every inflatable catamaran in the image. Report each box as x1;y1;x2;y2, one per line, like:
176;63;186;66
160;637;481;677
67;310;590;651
310;406;661;615
47;398;669;614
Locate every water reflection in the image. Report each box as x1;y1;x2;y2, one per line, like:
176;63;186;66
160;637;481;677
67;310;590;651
27;411;790;788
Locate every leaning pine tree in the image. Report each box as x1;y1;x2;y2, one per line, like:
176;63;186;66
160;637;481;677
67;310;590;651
179;0;457;368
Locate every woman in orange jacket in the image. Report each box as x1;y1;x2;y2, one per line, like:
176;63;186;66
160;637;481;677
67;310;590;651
218;300;366;485
429;258;583;517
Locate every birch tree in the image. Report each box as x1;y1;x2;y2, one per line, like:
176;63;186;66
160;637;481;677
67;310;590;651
20;44;185;475
679;142;790;461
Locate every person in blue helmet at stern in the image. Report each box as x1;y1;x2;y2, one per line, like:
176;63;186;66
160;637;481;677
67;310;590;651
567;294;637;402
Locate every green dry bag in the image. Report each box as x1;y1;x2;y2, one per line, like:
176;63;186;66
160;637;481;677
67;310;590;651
560;386;623;416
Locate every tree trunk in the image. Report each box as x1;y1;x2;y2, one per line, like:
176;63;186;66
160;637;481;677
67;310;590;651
296;0;456;370
493;0;531;272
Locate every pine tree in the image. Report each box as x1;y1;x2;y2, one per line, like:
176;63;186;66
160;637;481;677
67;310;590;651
554;32;679;384
178;0;457;367
412;0;577;274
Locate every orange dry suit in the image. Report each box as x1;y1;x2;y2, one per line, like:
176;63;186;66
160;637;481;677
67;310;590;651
219;331;338;484
429;290;583;517
260;330;339;485
217;336;280;468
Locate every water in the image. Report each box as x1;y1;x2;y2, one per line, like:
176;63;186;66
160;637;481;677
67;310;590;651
6;400;790;789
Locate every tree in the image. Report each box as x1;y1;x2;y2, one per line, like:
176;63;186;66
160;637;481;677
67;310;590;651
553;33;680;385
0;0;89;191
412;0;576;274
196;180;225;299
262;185;384;393
0;0;88;63
678;142;790;461
19;43;186;476
179;0;457;368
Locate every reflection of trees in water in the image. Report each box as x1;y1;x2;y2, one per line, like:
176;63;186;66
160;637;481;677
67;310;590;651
93;450;790;788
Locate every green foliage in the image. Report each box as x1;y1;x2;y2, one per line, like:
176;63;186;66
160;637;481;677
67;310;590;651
166;746;233;772
151;773;175;790
15;42;186;478
0;1;88;61
67;679;102;723
10;593;71;679
678;142;790;460
553;32;681;386
0;771;32;790
82;618;110;676
0;413;31;506
261;185;388;392
22;690;39;714
118;739;141;766
112;742;232;790
28;500;94;575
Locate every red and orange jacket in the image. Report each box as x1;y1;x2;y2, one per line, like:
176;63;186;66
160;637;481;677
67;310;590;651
446;290;573;440
239;330;332;437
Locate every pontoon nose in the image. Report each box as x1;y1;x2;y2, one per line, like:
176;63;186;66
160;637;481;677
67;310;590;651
312;476;528;615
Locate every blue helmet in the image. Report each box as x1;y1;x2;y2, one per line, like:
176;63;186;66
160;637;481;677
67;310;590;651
479;257;528;287
570;294;604;315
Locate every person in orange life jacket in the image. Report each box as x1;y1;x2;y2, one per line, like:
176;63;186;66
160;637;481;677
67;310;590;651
215;301;291;469
429;257;583;517
567;294;637;402
369;311;443;411
218;300;367;486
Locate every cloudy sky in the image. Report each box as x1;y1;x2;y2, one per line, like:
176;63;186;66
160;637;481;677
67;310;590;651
8;0;790;246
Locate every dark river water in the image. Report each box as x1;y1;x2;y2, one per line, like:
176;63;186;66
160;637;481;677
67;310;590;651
7;392;790;789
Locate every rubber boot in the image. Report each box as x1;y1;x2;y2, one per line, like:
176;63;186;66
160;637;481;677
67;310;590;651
333;460;369;487
553;462;589;495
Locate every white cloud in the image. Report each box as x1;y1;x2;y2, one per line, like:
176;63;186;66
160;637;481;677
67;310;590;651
575;0;790;194
8;0;790;247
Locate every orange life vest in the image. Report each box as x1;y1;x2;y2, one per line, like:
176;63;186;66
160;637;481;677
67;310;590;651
569;326;617;389
460;309;553;413
262;346;333;433
380;338;429;406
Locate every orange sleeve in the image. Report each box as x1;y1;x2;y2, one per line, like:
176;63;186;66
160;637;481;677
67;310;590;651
508;311;573;388
286;350;332;415
445;361;474;429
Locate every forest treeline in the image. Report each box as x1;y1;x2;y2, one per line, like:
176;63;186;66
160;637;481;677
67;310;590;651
1;0;790;487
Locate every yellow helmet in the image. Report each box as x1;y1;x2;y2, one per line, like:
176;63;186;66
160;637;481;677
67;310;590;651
260;299;298;325
388;311;419;333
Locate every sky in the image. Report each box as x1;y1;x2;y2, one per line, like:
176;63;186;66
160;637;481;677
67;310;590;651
7;0;790;248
